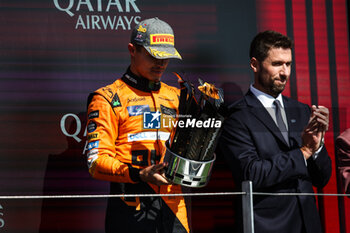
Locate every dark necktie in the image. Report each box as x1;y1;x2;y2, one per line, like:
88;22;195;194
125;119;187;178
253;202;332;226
274;100;289;145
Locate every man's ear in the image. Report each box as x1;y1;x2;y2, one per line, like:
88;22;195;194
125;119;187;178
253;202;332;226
250;57;259;73
128;43;136;57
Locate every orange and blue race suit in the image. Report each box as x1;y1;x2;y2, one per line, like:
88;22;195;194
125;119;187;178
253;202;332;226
86;68;190;233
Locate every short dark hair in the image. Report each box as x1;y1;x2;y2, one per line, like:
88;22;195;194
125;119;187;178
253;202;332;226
132;43;143;52
249;30;293;61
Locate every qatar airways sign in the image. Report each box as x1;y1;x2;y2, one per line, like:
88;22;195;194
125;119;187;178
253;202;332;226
53;0;141;30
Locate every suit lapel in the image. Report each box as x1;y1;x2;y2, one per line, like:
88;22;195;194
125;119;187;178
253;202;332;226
245;91;289;147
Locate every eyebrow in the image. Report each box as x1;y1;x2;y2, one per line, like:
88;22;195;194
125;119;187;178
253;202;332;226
271;60;292;64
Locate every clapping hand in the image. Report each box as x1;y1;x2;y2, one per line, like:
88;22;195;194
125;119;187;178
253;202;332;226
301;105;329;159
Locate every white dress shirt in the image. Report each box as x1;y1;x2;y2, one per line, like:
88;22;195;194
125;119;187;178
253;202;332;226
250;84;288;130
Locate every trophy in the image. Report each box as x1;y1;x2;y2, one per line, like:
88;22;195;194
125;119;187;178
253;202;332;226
163;73;227;188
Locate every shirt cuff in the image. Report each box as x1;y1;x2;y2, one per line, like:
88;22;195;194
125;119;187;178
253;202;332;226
312;137;325;160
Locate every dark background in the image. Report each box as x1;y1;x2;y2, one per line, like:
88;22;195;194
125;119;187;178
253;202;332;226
0;0;349;232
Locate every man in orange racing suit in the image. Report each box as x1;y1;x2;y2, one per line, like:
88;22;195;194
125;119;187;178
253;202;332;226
86;17;190;233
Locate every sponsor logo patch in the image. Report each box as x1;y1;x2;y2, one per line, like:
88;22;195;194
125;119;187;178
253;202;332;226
160;105;177;118
150;34;174;45
87;148;99;157
102;87;114;98
127;105;151;116
143;111;161;129
88;133;99;141
124;74;137;84
127;96;146;103
87;149;99;169
87;121;97;133
112;93;122;107
134;33;144;43
137;25;147;33
87;141;99;150
88;110;99;119
127;131;170;142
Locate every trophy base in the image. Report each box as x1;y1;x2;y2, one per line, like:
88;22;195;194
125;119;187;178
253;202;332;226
164;145;215;188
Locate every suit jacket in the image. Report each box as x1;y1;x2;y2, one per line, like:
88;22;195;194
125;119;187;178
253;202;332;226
336;128;350;194
217;90;332;233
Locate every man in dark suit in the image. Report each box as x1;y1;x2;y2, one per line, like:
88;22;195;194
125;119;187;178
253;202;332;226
217;30;332;233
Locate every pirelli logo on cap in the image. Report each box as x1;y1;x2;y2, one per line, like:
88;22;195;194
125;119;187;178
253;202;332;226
150;34;174;45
